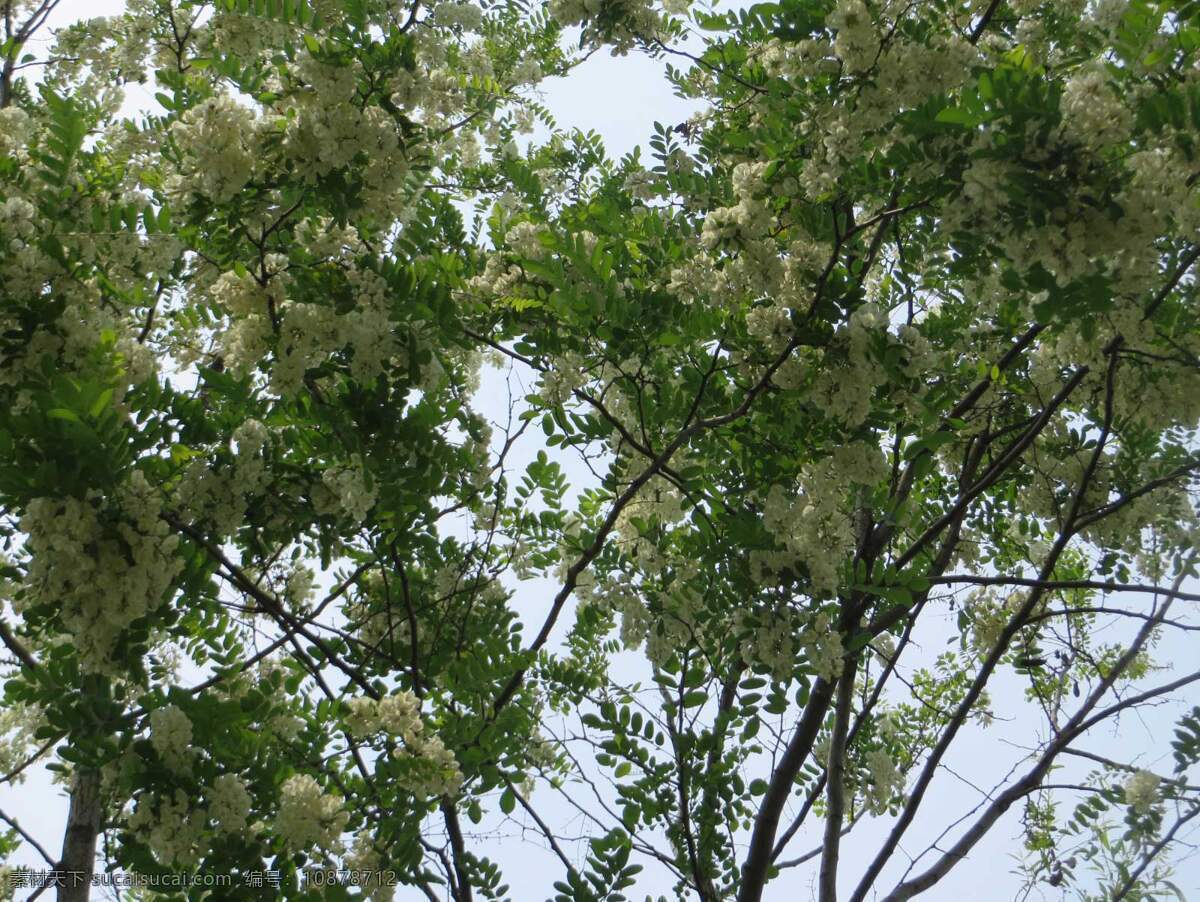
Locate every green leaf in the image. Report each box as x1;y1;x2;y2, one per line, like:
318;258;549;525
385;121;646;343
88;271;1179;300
934;106;978;126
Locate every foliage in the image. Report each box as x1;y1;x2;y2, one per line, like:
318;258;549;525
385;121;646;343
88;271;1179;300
0;0;1199;900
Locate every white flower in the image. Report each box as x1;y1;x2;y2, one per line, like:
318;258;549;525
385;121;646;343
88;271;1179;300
316;457;377;523
127;789;206;867
505;221;547;259
268;713;305;740
0;107;32;159
378;690;423;740
512;58;543;85
168;94;257;203
209;774;252;833
864;747;900;814
344;833;394;901
826;0;878;74
232;418;269;457
1124;769;1160;815
277;774;350;851
20;476;183;672
393;732;465;799
149;704;193;773
1088;0;1128;33
803;613;845;681
344;697;382;737
432;1;485;30
1060;63;1132;149
284;564;316;607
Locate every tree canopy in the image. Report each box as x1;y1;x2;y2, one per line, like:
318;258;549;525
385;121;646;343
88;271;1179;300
1;0;1199;899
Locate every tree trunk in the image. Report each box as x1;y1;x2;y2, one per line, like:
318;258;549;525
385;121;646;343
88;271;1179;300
57;769;101;902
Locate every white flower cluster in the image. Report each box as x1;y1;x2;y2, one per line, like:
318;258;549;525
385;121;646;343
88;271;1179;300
1087;0;1128;33
0;702;41;785
805;304;888;428
284;563;316;608
274;301;341;393
620;596;653;650
397;732;466;799
504;221;548;259
964;589;1046;655
269;712;306;740
167;95;258;204
512;58;544;86
1125;145;1200;237
861;31;977;121
148;704;193;774
0;107;31;160
313;456;376;524
344;833;394;902
549;0;600;25
211;254;404;395
20;471;183;672
826;0;879;74
461;253;526;306
764;5;979;201
611;475;686;559
640;581;707;668
623;169;658;200
596;578;653;650
345;690;420;739
938;45;1197;296
863;747;901;814
0;205;63;381
127;789;207;867
757;443;889;595
549;0;664;51
342;691;465;798
1059;63;1132;150
232;417;269;465
296;217;365;264
432;0;485;30
701;162;772;250
175;418;272;539
1124;769;1160;815
277;774;350;852
740;615;796;682
739;609;844;682
804;611;845;681
537;351;588;405
208;773;252;833
206;269;277;377
283;55;400;180
344;696;383;736
0;196;37;252
202;3;293;60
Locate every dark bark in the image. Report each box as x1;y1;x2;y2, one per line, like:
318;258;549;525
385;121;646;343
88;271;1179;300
57;769;101;902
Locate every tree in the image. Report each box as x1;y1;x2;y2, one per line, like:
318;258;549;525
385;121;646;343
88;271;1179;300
0;0;1198;899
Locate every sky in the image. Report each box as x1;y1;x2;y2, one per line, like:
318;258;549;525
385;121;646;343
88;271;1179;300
2;2;1198;900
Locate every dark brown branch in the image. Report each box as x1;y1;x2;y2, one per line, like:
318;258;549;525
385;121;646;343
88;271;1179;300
441;800;474;902
735;676;836;902
968;0;1003;44
818;654;859;902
